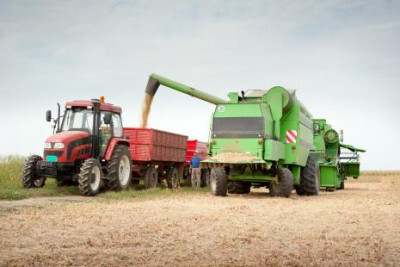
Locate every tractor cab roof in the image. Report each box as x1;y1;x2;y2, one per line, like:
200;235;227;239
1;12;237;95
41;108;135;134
65;100;122;113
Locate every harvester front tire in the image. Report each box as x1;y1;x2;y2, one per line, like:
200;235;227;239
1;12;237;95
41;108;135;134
105;145;132;191
227;181;251;194
270;168;293;198
210;167;227;196
297;155;319;196
78;158;103;196
145;166;158;189
22;155;46;188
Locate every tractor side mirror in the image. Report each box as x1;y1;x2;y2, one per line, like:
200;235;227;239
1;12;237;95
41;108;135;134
46;110;52;122
103;113;112;125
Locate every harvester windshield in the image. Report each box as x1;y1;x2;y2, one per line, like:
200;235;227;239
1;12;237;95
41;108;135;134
212;117;264;138
61;108;93;133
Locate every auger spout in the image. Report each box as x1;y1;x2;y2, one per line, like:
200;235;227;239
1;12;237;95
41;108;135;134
145;73;227;105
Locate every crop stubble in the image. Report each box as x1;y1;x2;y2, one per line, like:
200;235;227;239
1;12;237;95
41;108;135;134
0;175;399;266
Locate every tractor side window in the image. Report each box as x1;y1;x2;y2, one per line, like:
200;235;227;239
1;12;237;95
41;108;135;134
112;114;123;138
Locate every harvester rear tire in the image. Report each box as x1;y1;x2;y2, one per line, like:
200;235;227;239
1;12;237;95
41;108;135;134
227;181;251;194
210;167;227;196
105;145;132;191
270;168;293;198
145;166;158;189
78;158;102;196
297;155;319;196
22;155;46;188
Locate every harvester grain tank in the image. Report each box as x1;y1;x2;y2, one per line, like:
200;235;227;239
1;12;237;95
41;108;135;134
312;119;365;191
144;74;319;197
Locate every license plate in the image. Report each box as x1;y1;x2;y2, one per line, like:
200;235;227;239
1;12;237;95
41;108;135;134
46;155;58;162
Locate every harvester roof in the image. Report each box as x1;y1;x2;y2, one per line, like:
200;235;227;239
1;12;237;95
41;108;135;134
65;100;122;113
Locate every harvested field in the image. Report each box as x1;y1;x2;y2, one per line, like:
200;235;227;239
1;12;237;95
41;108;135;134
1;174;400;266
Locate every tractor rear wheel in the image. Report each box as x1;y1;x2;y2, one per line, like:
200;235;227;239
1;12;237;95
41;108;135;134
296;155;319;196
22;155;46;188
167;167;179;189
78;158;103;196
227;181;251;194
105;145;132;191
210;167;227;196
145;166;158;189
270;168;293;198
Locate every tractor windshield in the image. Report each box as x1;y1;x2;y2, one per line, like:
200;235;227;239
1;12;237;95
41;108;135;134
212;117;264;138
61;108;94;133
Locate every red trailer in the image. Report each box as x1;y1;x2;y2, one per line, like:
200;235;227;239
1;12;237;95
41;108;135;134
124;128;187;188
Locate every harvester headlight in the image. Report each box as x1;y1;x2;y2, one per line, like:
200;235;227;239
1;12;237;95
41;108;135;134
44;142;52;149
53;143;65;149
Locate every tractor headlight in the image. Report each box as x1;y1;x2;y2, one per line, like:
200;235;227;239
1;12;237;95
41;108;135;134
44;142;52;149
53;143;65;149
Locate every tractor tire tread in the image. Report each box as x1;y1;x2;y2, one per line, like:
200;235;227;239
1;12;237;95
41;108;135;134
104;145;132;191
22;155;46;188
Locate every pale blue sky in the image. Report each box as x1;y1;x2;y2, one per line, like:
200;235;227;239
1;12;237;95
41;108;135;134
1;0;399;169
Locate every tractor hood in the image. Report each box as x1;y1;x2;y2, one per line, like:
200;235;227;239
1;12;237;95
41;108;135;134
45;131;90;144
44;131;92;163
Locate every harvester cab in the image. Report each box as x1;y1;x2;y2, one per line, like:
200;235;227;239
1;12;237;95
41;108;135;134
144;74;319;198
22;97;132;196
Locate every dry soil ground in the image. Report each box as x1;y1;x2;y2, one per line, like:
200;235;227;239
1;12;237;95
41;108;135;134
1;175;399;266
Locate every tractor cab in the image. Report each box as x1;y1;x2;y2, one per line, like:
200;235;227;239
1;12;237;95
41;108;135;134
22;97;132;196
45;98;124;163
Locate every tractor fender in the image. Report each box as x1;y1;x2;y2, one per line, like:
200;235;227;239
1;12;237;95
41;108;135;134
104;138;130;161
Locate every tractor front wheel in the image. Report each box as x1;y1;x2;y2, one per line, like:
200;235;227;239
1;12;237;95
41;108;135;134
105;145;132;191
22;155;46;188
269;168;293;198
78;158;103;196
210;167;227;196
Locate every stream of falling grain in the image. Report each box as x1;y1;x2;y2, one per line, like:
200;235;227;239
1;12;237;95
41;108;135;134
140;93;154;128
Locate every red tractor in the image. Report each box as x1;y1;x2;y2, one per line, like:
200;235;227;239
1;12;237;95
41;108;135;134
22;98;132;196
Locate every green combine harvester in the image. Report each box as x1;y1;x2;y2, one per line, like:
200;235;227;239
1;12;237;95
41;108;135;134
145;73;364;197
312;119;365;191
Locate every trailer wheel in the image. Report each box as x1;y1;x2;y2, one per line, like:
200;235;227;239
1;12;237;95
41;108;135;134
78;158;102;196
201;168;210;187
227;181;251;194
297;155;319;196
145;166;158;189
167;167;179;189
105;145;132;191
270;168;293;198
210;167;227;196
22;155;46;188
